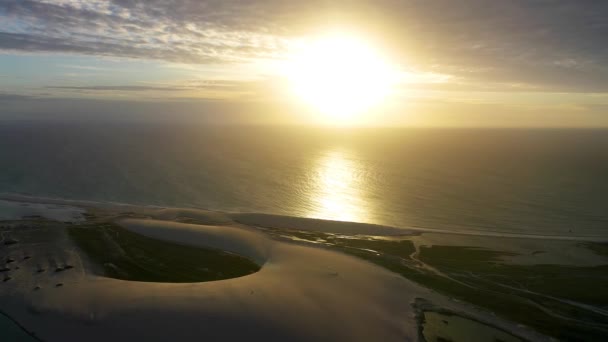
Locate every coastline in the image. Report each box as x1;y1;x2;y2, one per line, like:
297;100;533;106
2;193;606;242
1;195;606;340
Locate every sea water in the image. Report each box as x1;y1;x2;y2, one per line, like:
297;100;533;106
0;122;606;236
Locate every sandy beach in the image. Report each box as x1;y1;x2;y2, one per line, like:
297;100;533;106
1;196;605;341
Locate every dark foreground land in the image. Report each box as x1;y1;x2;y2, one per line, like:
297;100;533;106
3;211;607;341
68;222;260;282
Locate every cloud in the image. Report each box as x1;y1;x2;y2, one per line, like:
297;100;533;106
45;79;272;96
0;92;35;102
48;85;186;92
0;0;288;63
355;1;608;92
1;0;608;91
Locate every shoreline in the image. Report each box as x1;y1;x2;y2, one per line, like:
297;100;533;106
2;193;606;242
0;195;605;340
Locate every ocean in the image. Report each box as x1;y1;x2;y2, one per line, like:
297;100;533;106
1;122;606;236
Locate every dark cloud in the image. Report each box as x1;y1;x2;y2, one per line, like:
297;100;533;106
48;85;186;92
1;0;608;91
346;0;608;92
46;79;270;94
0;30;225;64
0;92;35;102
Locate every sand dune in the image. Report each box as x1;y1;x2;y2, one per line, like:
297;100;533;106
231;213;412;236
1;222;425;341
119;219;271;264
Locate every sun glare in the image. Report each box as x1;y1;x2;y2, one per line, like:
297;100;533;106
286;34;397;125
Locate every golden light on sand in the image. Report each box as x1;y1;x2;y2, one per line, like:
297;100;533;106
286;33;397;125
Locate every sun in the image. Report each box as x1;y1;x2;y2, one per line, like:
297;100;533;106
285;34;397;125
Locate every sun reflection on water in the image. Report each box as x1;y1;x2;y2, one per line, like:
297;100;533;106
308;149;370;223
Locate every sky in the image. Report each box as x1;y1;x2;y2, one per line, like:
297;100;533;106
1;0;608;127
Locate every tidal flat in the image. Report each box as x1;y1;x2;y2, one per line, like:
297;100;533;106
257;226;608;340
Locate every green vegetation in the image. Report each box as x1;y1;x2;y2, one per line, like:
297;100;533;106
419;246;608;306
422;311;523;342
586;242;608;258
68;223;260;283
263;227;417;258
417;246;608;340
263;228;608;341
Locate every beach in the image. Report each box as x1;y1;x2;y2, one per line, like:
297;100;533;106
2;196;607;341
